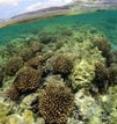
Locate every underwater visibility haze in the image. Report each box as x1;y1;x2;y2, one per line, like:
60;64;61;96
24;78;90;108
0;6;117;124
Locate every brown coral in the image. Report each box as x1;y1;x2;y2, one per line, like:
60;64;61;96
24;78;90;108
20;48;34;61
29;41;43;54
39;83;74;124
0;66;4;87
93;37;111;65
13;66;42;94
39;32;57;44
6;56;24;76
93;62;110;93
26;55;45;69
6;86;20;101
52;55;73;76
108;63;117;85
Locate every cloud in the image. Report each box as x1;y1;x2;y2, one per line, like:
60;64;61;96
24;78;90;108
0;0;20;6
25;0;73;12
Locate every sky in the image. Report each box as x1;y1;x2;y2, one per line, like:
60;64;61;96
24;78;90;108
0;0;73;19
0;0;117;19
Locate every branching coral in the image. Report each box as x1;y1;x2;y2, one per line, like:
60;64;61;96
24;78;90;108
52;55;73;76
20;48;34;61
39;31;57;44
6;86;20;101
29;41;43;54
13;66;42;94
108;63;117;85
39;83;74;124
26;55;45;69
93;37;111;65
93;62;110;93
5;56;24;76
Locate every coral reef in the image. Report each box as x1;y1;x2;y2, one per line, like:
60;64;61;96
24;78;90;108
92;37;111;65
74;89;103;122
0;66;4;87
39;83;74;124
5;56;24;76
70;60;95;89
20;48;34;61
52;55;73;76
26;55;45;69
108;63;117;85
13;66;42;94
6;86;20;101
92;62;109;93
0;23;116;124
39;31;57;44
29;41;43;54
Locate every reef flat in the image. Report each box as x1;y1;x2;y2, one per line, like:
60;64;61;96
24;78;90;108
0;10;117;124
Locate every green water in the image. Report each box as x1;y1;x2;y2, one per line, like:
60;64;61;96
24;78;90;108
0;10;117;49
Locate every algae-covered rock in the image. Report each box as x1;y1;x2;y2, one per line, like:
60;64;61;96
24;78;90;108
99;86;117;124
67;117;84;124
22;110;35;124
20;93;38;110
7;115;23;124
36;118;45;124
75;89;102;121
0;101;12;117
70;60;95;88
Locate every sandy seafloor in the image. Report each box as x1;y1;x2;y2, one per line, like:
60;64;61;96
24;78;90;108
0;9;117;124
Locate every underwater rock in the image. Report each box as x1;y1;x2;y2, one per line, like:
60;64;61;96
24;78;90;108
20;93;38;110
52;55;73;76
100;86;117;124
74;89;102;121
6;56;24;76
0;99;12;118
5;114;23;124
36;117;45;124
88;116;103;124
70;60;95;89
39;83;74;124
44;74;66;87
108;63;117;85
22;110;35;124
13;66;42;94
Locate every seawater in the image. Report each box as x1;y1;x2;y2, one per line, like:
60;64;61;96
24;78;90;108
0;9;117;49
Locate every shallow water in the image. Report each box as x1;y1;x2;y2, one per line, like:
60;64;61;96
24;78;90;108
0;10;117;49
0;9;117;124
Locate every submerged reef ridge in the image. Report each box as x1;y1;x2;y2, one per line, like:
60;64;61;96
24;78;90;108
0;21;116;124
